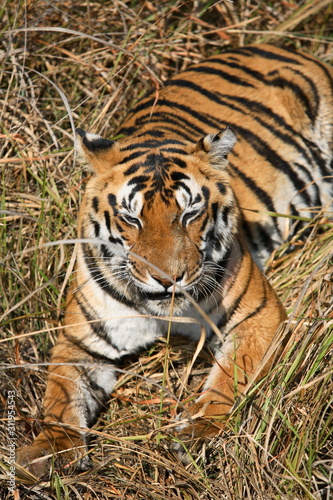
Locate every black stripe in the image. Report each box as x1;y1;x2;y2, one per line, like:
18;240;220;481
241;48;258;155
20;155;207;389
209;55;317;123
120;97;208;134
100;243;115;259
215;248;245;330
293;163;321;207
302;137;330;177
154;111;206;137
152;125;194;141
202;186;210;203
182;65;255;88
219;93;317;171
241;218;259;255
115;222;124;233
169;79;239;110
120;151;147;166
287;48;333;89
93;221;100;238
221;205;231;226
228;159;280;233
74;288;111;341
124;162;145;176
128;175;150;186
289;67;319;119
207;57;274;84
82;244;136;309
120;112;205;141
237;46;303;65
171;171;190;181
160;147;188;154
120;138;184;151
226;56;241;63
124;92;155;118
136;129;166;138
266;72;315;122
217;182;227;195
89;215;100;238
174;181;192;198
233;127;312;205
255;225;277;254
199;214;209;232
108;194;117;208
128;182;147;203
109;234;123;245
104;210;111;232
228;275;268;333
62;330;115;362
211;202;218;223
287;203;304;238
157;125;195;142
92;196;99;212
223;251;253;323
72;290;127;356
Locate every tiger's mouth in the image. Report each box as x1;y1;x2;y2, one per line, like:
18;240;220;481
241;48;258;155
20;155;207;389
141;291;183;301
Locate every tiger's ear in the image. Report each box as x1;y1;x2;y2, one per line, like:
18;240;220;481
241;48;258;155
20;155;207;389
193;127;237;168
75;128;119;174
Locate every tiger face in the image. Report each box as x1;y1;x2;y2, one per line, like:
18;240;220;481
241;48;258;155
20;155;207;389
77;127;238;315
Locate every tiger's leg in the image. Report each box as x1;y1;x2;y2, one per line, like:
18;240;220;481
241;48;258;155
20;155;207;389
178;246;286;439
16;300;117;477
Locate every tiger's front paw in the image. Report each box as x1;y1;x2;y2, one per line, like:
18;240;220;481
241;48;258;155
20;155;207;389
17;444;56;478
177;401;229;441
16;435;90;477
174;402;229;464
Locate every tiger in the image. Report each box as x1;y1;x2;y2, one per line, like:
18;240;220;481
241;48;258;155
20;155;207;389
17;44;333;477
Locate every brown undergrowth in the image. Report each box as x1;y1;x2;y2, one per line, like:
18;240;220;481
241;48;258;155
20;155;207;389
1;1;332;499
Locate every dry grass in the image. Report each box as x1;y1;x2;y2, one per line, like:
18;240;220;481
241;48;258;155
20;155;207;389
1;1;333;499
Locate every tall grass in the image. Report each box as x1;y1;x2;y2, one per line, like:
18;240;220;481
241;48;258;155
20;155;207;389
1;1;332;499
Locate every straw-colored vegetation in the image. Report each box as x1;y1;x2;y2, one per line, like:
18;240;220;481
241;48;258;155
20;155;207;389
1;1;332;499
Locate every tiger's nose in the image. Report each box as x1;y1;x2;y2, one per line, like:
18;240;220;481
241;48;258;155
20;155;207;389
151;274;183;289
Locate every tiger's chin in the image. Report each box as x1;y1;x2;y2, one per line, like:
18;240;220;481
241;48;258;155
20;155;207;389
141;292;191;316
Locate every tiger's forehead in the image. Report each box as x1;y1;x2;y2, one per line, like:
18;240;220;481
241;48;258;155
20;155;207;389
89;137;231;214
116;158;204;212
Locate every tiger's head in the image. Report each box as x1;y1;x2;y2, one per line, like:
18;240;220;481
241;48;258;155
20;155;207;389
76;128;238;315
